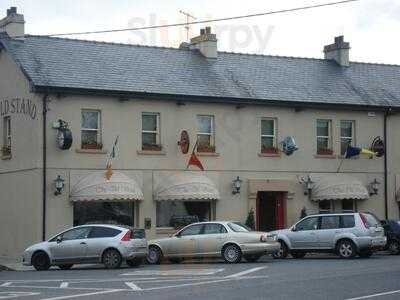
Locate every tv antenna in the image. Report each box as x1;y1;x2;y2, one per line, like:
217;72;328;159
179;10;196;42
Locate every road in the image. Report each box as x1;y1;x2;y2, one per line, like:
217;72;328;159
0;254;400;300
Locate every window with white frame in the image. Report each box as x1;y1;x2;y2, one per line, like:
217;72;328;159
197;115;215;152
81;110;102;149
340;120;355;155
142;113;161;150
316;119;332;155
261;118;277;153
2;116;11;155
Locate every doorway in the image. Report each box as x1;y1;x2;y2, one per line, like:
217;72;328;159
256;192;286;231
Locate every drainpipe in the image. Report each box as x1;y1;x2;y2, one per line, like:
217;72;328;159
384;109;390;220
42;94;49;241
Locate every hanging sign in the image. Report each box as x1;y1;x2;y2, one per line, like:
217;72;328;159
0;98;37;119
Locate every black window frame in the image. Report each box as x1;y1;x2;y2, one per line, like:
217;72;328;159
87;226;122;239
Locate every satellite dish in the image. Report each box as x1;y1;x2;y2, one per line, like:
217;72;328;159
178;130;190;154
371;136;384;157
281;136;298;156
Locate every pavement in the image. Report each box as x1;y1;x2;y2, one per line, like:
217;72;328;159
0;253;400;300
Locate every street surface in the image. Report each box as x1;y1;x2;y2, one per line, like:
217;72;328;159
0;254;400;300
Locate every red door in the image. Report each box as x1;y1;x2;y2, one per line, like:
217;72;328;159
275;193;285;230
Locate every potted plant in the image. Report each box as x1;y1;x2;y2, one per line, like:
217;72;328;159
245;209;255;230
1;145;11;156
261;146;279;154
317;148;333;155
197;144;216;153
142;144;162;151
81;142;103;150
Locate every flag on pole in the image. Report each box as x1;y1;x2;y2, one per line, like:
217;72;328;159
345;145;377;159
105;136;119;180
187;140;204;171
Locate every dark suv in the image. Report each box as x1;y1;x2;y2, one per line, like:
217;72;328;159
381;220;400;255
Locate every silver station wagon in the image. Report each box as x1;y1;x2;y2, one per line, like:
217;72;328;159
147;221;280;264
22;224;148;270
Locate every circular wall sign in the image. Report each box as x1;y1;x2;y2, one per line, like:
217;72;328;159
57;128;73;150
178;130;190;154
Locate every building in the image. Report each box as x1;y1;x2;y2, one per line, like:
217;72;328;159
1;7;400;257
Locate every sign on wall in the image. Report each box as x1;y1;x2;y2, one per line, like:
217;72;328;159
0;98;37;119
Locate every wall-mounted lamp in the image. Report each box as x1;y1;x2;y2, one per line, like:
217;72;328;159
232;176;242;194
54;175;65;196
369;178;380;196
299;175;314;197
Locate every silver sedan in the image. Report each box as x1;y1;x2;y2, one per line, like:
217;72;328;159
147;221;280;264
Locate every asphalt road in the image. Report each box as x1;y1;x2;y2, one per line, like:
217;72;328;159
1;253;400;300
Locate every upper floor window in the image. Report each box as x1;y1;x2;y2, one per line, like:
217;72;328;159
81;110;102;149
340;120;355;155
142;113;161;151
316;119;332;155
197;115;215;152
261;118;277;153
2;116;11;157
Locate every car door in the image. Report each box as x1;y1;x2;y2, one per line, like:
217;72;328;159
316;215;340;249
287;216;319;249
49;227;91;263
85;226;122;262
196;223;228;256
169;224;204;257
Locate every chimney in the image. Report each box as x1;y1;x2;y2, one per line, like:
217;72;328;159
324;36;350;67
189;27;217;59
0;7;25;38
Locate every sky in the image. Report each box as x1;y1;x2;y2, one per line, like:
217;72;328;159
1;0;400;64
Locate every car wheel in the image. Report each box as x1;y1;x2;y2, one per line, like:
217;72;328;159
126;258;143;267
244;254;262;263
337;240;356;259
359;250;373;258
272;241;288;259
388;240;400;255
169;258;183;264
102;249;122;269
222;244;242;263
147;246;162;265
32;251;50;271
58;264;73;270
291;251;306;259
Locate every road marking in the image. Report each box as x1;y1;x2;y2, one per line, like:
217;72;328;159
144;278;233;291
345;289;400;300
125;282;142;291
120;268;224;276
225;266;267;278
59;282;68;288
40;289;124;300
0;291;40;299
0;285;112;291
0;283;12;287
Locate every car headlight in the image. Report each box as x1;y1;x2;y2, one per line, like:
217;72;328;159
266;234;278;241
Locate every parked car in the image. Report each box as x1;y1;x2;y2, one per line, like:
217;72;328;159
146;221;280;264
271;212;386;259
22;224;147;271
381;220;400;255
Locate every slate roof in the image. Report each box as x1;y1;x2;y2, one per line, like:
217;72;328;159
1;34;400;108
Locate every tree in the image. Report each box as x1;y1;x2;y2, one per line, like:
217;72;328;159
245;208;255;230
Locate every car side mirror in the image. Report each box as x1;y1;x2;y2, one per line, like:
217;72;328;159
291;226;297;232
175;233;181;238
56;236;63;244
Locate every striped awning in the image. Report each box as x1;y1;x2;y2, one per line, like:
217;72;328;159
310;174;369;201
70;171;143;202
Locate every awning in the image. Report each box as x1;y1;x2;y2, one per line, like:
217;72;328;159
70;171;143;202
310;174;369;201
154;172;220;201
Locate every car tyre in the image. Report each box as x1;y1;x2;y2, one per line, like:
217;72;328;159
147;246;162;265
126;258;143;267
337;240;356;259
169;258;183;264
102;249;122;269
272;241;288;259
291;251;306;259
359;250;373;258
32;251;51;271
244;254;262;263
388;240;400;255
222;244;242;263
58;264;73;270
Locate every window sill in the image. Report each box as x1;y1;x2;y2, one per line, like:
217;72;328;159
197;152;220;157
258;152;281;157
337;155;359;159
314;154;337;159
1;154;12;160
137;150;166;156
75;148;107;154
156;227;177;235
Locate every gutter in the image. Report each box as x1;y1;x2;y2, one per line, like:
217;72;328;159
384;109;391;220
42;93;48;241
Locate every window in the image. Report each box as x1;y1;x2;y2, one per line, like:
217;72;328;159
340;215;355;228
227;222;250;232
73;202;134;226
203;223;227;234
142;113;161;151
61;227;91;241
2;116;11;156
340;120;355;155
81;110;101;149
320;216;340;230
342;199;355;212
197;115;215;152
319;200;332;213
261;118;277;153
156;201;211;228
296;217;319;231
179;224;203;236
316;119;332;155
88;226;121;238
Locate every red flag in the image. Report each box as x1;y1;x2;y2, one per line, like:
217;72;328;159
187;152;204;171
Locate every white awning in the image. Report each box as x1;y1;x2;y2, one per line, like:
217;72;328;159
310;174;369;201
154;172;220;201
70;171;143;202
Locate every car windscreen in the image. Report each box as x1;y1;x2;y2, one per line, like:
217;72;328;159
363;213;379;227
228;222;250;232
389;220;400;233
